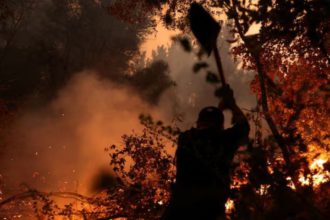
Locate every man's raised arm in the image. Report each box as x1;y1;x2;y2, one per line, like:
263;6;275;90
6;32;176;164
216;85;250;141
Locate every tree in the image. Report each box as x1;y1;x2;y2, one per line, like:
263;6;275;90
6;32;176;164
0;0;152;103
1;111;329;219
109;0;330;177
127;60;175;104
108;0;330;218
0;115;179;220
0;1;329;219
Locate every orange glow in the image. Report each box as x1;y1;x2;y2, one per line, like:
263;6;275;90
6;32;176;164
225;198;235;215
299;158;330;187
140;19;179;60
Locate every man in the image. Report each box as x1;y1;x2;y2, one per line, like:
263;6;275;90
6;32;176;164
161;85;250;220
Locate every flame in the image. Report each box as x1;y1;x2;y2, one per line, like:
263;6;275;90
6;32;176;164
311;158;327;169
225;198;235;215
299;158;330;187
286;154;330;189
230;162;250;189
256;184;271;195
286;176;296;190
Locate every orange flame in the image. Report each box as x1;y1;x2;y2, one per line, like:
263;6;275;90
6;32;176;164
225;198;235;215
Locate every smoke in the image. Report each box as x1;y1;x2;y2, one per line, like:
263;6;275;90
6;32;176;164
158;31;256;129
0;24;257;197
1;71;164;194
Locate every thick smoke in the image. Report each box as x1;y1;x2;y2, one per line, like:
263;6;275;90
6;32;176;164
0;0;158;195
1;72;165;194
0;19;256;197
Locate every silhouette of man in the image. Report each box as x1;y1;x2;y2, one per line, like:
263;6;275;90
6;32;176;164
161;85;250;220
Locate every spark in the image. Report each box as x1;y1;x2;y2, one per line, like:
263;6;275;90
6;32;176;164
286;177;296;190
256;184;270;195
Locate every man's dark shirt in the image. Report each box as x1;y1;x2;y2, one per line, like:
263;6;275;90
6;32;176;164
162;120;249;220
176;120;250;189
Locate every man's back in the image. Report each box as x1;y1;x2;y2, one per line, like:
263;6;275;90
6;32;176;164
161;86;250;220
176;121;249;189
162;121;249;220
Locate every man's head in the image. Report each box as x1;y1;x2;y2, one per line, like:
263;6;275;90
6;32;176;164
197;106;224;129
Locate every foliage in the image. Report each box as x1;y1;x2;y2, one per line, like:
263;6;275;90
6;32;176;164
252;37;329;160
1;112;329;219
110;0;330;175
193;61;209;73
0;0;169;106
0;0;329;219
110;0;329;52
105;114;179;219
126;61;175;104
108;0;330;218
228;108;330;220
0;115;179;219
0;0;176;164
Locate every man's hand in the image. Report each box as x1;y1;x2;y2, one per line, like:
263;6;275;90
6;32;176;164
216;85;248;126
215;85;236;110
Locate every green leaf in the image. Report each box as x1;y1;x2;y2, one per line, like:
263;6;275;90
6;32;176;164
193;62;209;73
206;71;220;83
172;36;192;52
179;37;192;52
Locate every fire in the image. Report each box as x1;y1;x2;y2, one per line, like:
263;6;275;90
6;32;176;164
310;158;327;170
286;176;296;190
230;162;250;189
225;198;235;215
299;158;330;187
256;184;270;195
286;156;330;189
